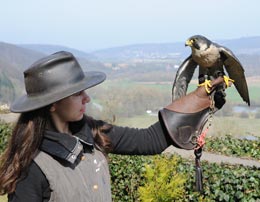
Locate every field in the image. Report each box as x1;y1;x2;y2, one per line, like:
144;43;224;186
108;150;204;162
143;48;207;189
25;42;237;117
116;114;260;138
138;79;260;104
110;77;260;139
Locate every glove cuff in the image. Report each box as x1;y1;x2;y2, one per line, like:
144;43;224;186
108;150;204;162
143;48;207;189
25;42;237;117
159;107;210;150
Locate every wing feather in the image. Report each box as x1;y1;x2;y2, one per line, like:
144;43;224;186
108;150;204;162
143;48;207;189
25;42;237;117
218;45;250;105
172;55;198;101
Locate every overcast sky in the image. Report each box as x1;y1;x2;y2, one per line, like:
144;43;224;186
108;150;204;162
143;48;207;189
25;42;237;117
1;0;259;51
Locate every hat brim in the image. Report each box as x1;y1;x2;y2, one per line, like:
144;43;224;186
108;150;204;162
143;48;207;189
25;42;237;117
11;71;106;113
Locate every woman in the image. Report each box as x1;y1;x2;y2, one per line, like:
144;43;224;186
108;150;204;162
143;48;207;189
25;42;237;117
0;51;225;202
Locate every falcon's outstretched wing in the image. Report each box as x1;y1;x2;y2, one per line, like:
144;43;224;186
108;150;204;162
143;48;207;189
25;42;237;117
218;45;250;106
172;55;198;101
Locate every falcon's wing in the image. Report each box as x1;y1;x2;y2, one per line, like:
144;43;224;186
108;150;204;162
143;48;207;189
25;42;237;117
218;45;250;105
172;55;197;101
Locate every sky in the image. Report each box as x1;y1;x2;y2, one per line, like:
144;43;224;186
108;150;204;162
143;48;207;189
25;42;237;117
1;0;259;52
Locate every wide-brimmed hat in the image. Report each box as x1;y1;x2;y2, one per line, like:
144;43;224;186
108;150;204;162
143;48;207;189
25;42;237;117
10;51;106;113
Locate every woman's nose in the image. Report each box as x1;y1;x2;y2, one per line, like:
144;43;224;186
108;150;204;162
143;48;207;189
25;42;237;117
82;92;91;104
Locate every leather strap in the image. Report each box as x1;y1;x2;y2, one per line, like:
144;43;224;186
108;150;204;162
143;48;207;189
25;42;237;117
194;148;203;192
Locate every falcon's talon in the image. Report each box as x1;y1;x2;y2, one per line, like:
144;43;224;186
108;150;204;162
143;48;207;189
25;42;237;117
198;79;212;94
223;75;234;88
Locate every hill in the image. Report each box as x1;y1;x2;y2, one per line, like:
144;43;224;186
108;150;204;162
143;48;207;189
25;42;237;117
0;42;111;104
22;36;259;79
90;36;260;61
20;44;97;60
91;42;188;61
14;36;260;62
0;36;260;104
0;42;45;83
0;42;47;103
89;36;260;78
218;36;260;54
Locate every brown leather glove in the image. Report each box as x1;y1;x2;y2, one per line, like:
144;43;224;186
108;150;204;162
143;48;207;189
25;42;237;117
159;77;227;150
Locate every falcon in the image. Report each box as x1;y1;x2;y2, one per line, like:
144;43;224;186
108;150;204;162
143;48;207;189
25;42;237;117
172;35;250;106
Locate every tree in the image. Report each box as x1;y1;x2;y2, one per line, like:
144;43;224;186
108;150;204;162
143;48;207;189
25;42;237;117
0;72;15;104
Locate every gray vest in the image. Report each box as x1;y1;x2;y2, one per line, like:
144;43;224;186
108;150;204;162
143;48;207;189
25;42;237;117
34;149;112;202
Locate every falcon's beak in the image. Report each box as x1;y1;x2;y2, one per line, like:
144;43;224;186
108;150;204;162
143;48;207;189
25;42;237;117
185;39;193;47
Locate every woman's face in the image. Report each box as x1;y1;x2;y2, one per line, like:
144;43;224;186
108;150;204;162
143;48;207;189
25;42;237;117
51;90;90;123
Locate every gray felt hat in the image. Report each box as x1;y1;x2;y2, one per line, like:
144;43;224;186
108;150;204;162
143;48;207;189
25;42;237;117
10;51;106;113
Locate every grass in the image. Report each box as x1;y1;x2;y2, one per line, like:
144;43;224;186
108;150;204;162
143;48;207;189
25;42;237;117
115;113;260;138
106;79;260;139
104;79;260;104
208;116;260;138
115;114;158;128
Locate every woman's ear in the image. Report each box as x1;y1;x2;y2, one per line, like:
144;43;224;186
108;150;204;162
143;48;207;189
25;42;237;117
50;104;56;112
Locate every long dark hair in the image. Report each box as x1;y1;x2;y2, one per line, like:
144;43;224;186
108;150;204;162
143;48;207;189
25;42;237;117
84;115;113;154
0;106;50;194
0;107;113;195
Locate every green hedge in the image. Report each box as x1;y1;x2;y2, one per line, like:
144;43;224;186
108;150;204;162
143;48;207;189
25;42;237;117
109;154;260;202
0;122;12;153
204;135;260;160
109;154;149;201
1;123;260;201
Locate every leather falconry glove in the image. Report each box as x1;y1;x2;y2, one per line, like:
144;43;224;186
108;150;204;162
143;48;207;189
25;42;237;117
159;76;229;150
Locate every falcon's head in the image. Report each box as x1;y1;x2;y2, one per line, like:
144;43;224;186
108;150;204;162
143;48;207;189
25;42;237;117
185;35;211;51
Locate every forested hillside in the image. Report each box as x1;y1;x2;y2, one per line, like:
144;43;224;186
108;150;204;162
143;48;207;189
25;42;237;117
0;36;260;105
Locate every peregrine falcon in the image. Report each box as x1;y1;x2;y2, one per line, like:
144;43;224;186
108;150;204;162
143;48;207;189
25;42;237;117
172;35;250;106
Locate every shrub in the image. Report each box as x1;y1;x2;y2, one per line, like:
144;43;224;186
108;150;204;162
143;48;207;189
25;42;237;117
138;154;186;202
204;135;260;160
0;122;12;153
109;154;151;202
178;161;260;201
0;104;10;114
109;153;260;201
